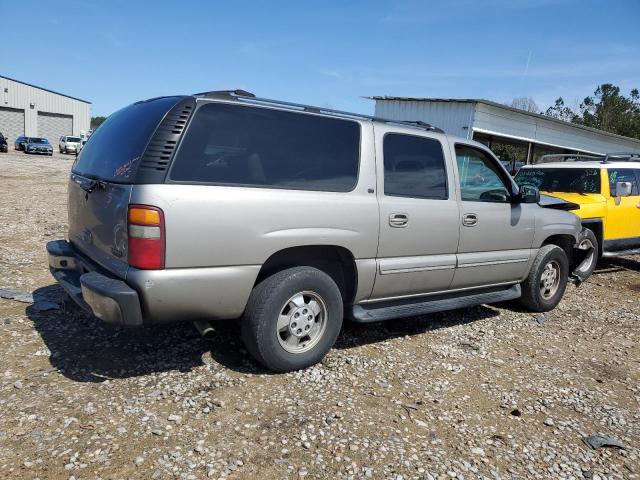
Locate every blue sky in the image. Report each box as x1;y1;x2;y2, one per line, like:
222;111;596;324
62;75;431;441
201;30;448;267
3;0;639;117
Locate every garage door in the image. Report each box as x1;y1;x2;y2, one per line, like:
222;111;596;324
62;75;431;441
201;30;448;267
0;107;25;146
37;112;72;144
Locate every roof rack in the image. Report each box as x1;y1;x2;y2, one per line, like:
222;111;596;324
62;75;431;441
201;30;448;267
602;152;640;163
535;153;603;164
535;152;640;165
193;89;445;133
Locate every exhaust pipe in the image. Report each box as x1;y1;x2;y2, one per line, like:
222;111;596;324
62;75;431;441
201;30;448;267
193;320;215;338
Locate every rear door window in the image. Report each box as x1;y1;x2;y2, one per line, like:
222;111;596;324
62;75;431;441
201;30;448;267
72;96;182;183
383;133;447;199
169;103;360;192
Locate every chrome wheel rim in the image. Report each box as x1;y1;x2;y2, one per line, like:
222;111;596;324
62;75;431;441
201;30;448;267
277;291;327;354
540;260;561;299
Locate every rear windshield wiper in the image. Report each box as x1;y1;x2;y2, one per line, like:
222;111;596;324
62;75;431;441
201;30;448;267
73;175;107;193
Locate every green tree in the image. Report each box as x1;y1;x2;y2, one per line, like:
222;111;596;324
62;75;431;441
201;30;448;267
545;84;640;140
577;84;640;139
544;97;578;122
90;116;107;130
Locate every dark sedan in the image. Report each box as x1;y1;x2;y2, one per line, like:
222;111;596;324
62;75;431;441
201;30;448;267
15;135;28;150
0;132;8;153
24;137;53;156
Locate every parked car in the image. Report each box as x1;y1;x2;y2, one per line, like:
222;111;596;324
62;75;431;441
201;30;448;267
59;135;82;154
516;153;640;259
0;132;8;153
15;135;28;151
24;137;53;155
47;91;593;372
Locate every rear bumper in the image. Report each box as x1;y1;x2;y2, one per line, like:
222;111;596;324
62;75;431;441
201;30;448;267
47;239;260;325
47;240;143;326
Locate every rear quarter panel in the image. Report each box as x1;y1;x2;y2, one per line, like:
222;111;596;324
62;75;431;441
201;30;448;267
128;121;379;313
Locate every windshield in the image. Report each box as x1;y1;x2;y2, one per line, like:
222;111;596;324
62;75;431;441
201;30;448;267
515;167;601;194
66;136;81;142
72;96;181;183
29;138;48;144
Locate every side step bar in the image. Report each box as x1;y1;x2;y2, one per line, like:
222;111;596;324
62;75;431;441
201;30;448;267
352;284;521;323
603;248;640;258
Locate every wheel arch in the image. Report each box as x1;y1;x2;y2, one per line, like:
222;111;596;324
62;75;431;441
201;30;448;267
255;245;358;305
580;218;604;258
541;234;575;262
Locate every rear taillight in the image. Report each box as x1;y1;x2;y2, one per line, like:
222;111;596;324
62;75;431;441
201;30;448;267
127;205;165;269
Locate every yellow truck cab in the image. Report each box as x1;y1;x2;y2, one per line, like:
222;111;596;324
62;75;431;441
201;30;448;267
515;153;640;259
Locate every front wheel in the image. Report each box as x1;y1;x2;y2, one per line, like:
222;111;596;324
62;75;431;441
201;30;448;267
519;245;569;312
241;267;343;372
573;228;598;281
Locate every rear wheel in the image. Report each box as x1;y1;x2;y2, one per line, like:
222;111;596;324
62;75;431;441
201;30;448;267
519;245;569;312
241;267;343;372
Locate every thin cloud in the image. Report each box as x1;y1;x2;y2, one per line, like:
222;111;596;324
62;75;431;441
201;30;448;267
318;69;342;79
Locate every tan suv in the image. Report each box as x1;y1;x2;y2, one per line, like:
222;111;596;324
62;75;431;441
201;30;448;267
47;90;592;371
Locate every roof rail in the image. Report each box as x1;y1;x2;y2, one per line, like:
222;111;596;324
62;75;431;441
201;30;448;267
535;153;603;164
535;152;640;164
193;89;256;99
192;89;444;133
602;152;640;163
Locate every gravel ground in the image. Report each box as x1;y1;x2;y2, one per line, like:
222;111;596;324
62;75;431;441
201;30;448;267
0;151;638;480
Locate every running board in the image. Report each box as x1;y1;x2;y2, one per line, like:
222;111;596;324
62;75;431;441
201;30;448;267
603;248;640;258
352;284;521;323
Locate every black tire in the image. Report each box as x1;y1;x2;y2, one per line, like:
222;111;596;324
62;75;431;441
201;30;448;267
241;266;343;372
573;228;598;280
519;244;569;312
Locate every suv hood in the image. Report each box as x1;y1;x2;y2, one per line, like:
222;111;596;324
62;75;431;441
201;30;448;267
540;191;607;205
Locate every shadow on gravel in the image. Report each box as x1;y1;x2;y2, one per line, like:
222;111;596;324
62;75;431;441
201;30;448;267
27;285;501;380
26;284;260;382
335;305;500;350
598;256;640;273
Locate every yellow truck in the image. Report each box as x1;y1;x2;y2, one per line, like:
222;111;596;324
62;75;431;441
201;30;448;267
515;153;640;262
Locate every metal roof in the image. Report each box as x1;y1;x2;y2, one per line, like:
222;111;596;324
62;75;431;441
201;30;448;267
0;74;91;104
367;96;640;146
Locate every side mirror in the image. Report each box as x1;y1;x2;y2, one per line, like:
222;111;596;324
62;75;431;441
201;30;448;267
516;184;540;203
614;181;632;205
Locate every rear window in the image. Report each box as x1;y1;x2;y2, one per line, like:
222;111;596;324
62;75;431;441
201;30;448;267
169;103;360;192
66;136;81;142
72;96;181;183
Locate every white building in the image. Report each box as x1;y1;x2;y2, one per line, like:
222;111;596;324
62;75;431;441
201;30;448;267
370;97;640;164
0;75;91;144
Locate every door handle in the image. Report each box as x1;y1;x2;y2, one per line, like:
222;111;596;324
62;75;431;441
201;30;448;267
636;202;640;209
389;213;409;227
462;213;478;227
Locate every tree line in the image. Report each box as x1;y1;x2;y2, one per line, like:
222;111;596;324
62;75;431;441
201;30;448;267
510;83;640;140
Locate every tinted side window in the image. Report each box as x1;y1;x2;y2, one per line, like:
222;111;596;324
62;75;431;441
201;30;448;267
456;145;510;202
170;103;360;192
608;168;639;196
383;134;447;199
